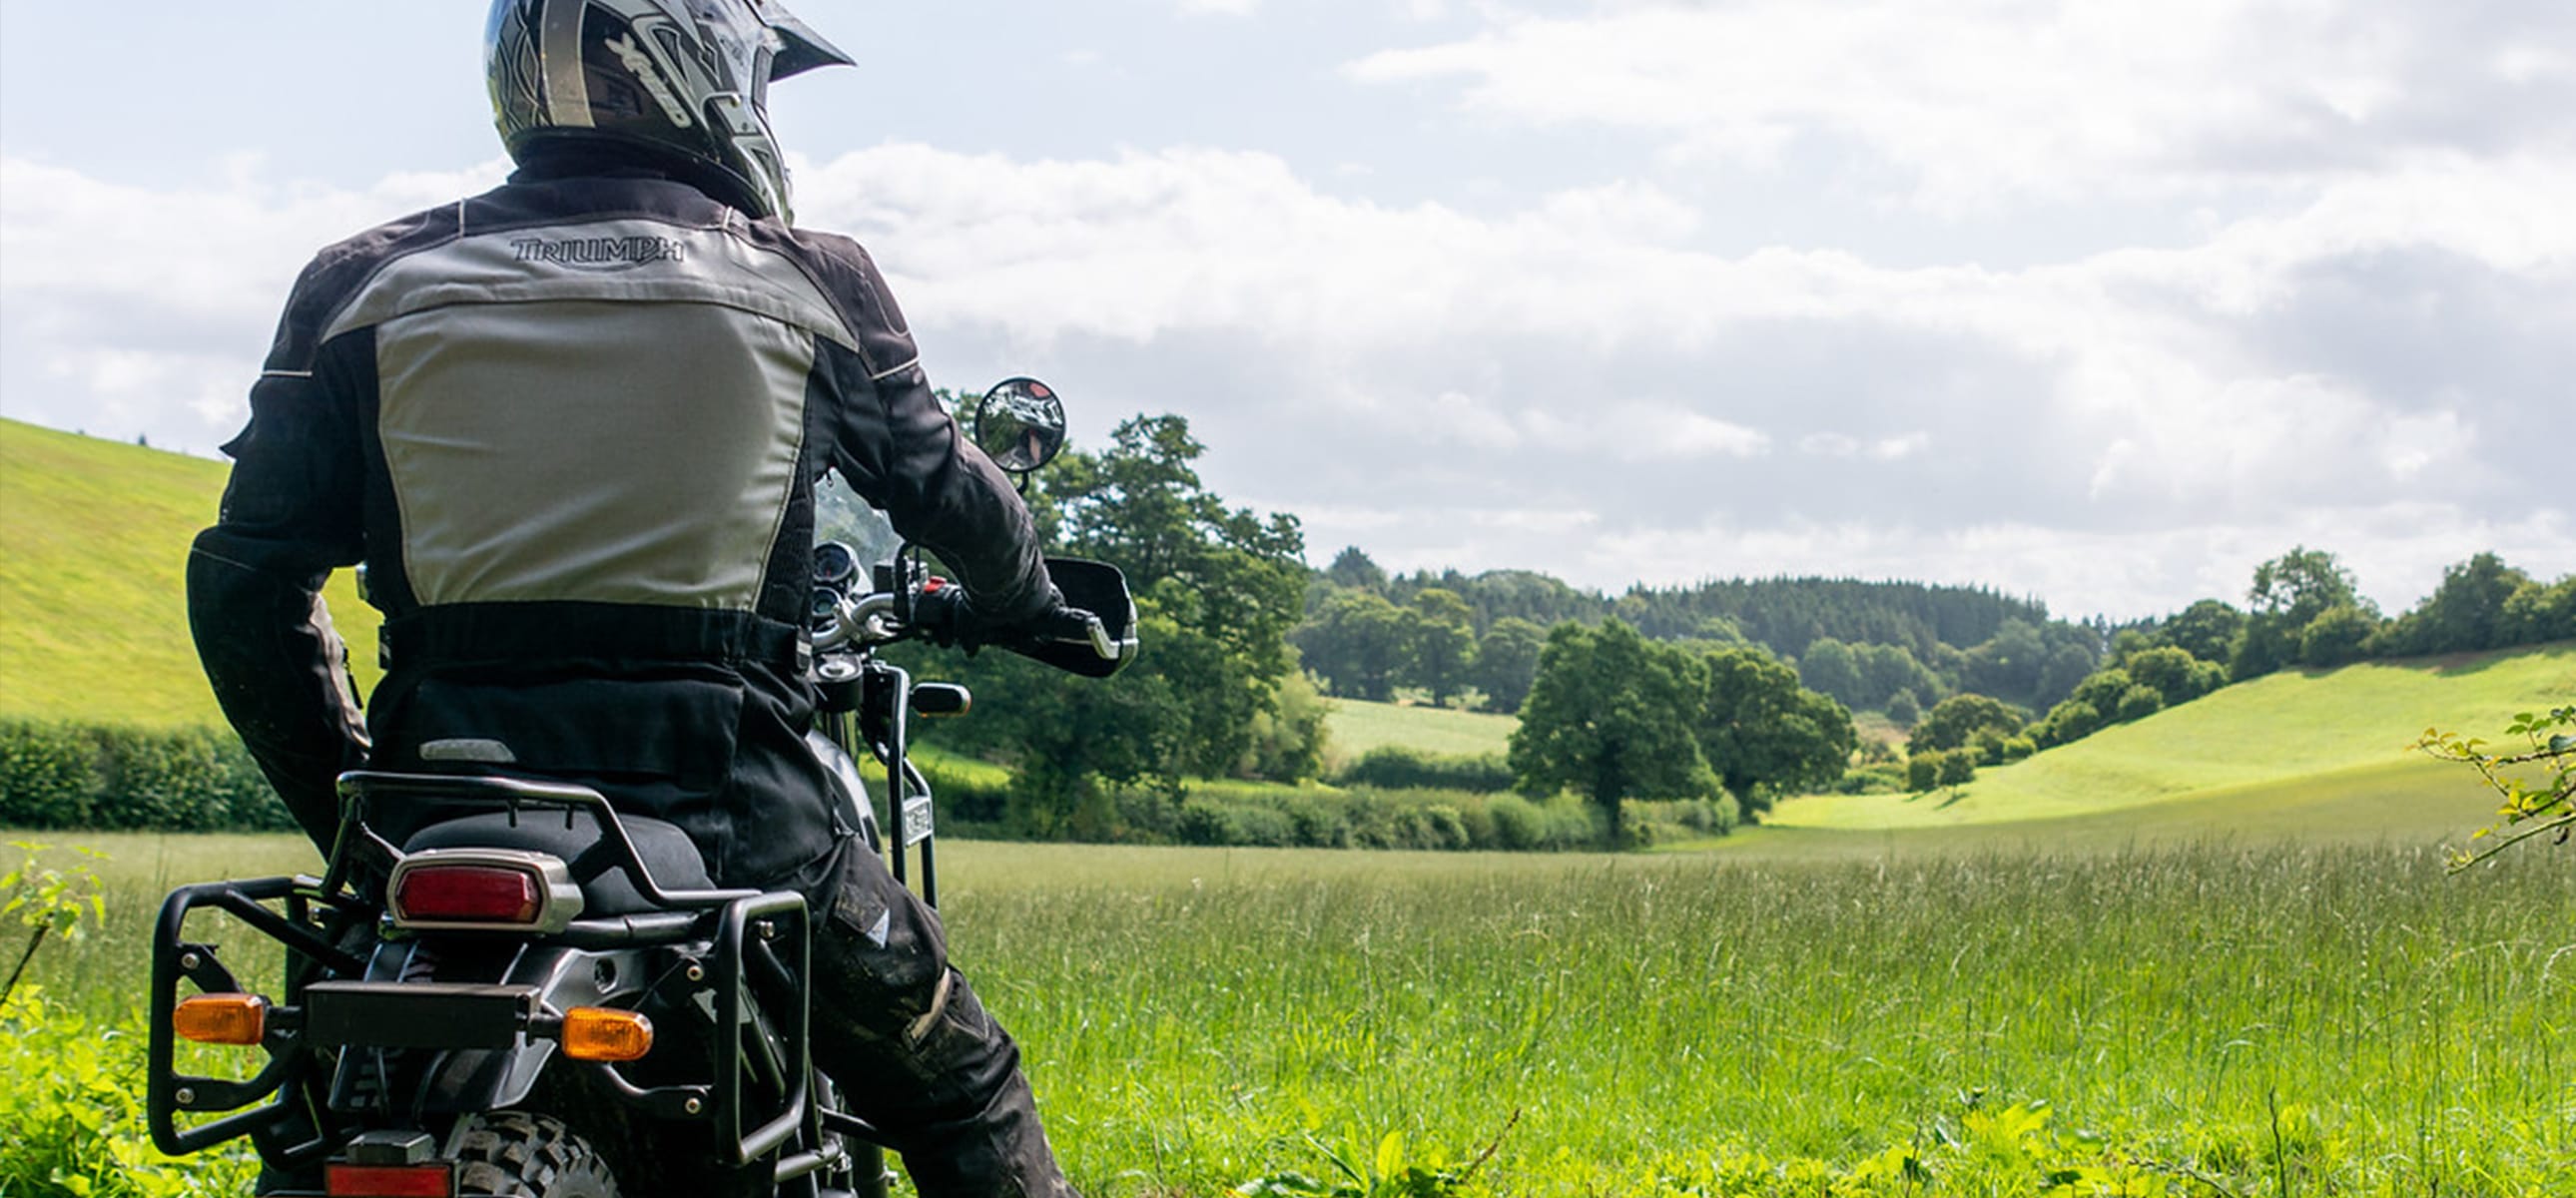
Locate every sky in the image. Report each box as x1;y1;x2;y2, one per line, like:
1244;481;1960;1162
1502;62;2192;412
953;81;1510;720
3;1;2571;621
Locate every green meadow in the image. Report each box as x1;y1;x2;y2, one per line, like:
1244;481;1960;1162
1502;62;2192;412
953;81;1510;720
1321;697;1517;763
7;420;2574;1194
12;833;2572;1195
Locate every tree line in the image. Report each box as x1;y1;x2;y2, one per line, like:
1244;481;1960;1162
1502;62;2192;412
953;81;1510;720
1883;546;2576;794
2020;547;2576;752
1294;549;2108;718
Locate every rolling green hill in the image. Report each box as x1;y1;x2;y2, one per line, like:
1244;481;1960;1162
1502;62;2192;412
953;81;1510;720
1321;697;1516;762
1773;642;2574;832
0;418;379;727
6;415;2563;851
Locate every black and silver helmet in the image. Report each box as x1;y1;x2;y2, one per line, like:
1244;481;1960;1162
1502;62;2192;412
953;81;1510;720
485;0;853;221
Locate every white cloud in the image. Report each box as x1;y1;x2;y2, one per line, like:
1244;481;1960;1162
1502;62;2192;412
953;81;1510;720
0;155;509;449
1350;0;2576;211
5;123;2568;616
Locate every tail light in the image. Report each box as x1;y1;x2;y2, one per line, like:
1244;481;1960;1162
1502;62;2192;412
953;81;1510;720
387;850;583;933
325;1162;456;1197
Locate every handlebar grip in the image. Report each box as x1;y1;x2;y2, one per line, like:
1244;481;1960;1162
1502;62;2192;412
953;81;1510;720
910;579;968;643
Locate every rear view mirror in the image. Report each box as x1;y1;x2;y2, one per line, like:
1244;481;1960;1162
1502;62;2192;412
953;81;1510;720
972;377;1066;474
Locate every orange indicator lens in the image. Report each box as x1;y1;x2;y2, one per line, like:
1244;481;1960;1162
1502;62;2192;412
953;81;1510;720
561;1006;654;1061
173;993;268;1045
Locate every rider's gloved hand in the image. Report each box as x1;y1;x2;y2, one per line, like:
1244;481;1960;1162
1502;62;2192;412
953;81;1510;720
926;585;1111;660
1015;600;1116;659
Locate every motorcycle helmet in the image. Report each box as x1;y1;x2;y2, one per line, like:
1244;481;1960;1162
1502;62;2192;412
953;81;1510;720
486;0;853;221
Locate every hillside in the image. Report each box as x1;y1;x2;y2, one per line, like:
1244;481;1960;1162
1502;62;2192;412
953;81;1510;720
0;418;380;727
1322;697;1516;763
1773;642;2575;831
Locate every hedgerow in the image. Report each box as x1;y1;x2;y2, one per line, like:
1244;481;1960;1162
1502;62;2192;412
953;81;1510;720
0;720;293;834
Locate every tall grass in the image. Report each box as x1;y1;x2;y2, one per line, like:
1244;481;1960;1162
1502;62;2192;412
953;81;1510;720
27;835;2569;1194
957;842;2571;1194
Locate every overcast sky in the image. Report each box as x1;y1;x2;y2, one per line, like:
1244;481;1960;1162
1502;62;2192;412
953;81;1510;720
4;1;2570;620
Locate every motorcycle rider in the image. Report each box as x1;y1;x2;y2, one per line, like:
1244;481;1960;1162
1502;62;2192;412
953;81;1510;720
188;1;1087;1193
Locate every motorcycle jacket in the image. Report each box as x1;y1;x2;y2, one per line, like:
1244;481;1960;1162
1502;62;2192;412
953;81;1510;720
189;153;1054;887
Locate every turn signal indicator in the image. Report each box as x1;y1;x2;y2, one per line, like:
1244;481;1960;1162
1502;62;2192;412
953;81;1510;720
173;993;268;1045
561;1006;654;1062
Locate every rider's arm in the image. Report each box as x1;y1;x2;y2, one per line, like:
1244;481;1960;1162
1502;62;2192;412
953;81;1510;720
188;277;370;851
807;237;1056;626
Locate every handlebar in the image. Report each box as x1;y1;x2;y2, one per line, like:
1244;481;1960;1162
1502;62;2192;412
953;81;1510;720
811;584;961;654
808;544;1134;675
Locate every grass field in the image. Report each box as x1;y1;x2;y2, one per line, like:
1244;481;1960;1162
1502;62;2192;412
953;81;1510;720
1323;697;1517;763
12;830;2571;1195
1774;644;2576;831
0;419;380;727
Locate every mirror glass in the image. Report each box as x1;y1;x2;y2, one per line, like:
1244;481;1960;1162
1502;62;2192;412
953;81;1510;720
972;377;1066;474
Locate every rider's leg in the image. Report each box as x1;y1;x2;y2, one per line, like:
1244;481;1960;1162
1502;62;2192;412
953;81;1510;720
802;836;1078;1198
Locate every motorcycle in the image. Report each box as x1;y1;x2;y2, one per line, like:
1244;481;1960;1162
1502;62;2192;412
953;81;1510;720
146;378;1136;1197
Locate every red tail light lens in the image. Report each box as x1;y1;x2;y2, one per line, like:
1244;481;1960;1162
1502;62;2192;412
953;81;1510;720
392;865;541;924
325;1162;455;1196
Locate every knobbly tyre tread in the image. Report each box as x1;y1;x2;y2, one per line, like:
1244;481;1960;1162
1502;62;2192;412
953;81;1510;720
447;1112;621;1198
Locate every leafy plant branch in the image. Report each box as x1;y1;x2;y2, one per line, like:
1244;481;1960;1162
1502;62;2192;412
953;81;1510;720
0;840;108;1004
2417;705;2575;870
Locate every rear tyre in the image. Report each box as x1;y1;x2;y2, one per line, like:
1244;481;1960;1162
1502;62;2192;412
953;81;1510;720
447;1112;620;1198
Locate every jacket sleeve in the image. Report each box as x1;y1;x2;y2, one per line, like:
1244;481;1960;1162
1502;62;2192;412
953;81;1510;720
188;286;371;850
810;238;1057;625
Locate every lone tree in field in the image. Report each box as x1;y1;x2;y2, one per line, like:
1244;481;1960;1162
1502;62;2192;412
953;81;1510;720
1692;646;1856;818
1508;619;1715;846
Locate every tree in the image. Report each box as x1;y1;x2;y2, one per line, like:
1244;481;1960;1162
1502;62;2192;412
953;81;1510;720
1886;687;1922;728
1324;545;1388;593
2500;575;2576;645
1692;647;1856;816
2250;545;2360;620
2032;699;2102;748
1908;694;2024;755
2159;598;2246;665
1856;642;1944;710
1401;588;1477;707
2298;603;2379;668
2119;646;2208;707
2383;552;2530;656
1797;638;1865;707
1508;620;1716;846
2236;546;2362;679
1472;617;1548;714
942;629;1190;838
938;412;1313;827
2114;684;2165;723
1296;589;1408;701
1962;620;2047;705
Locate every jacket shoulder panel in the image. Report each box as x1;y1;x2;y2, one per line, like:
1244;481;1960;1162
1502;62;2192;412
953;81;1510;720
266;204;464;373
748;226;924;385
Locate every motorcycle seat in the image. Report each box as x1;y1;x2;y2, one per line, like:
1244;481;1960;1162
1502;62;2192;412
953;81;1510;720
402;811;716;917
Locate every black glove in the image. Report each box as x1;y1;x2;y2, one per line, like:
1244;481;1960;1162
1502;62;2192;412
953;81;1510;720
922;584;1108;657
